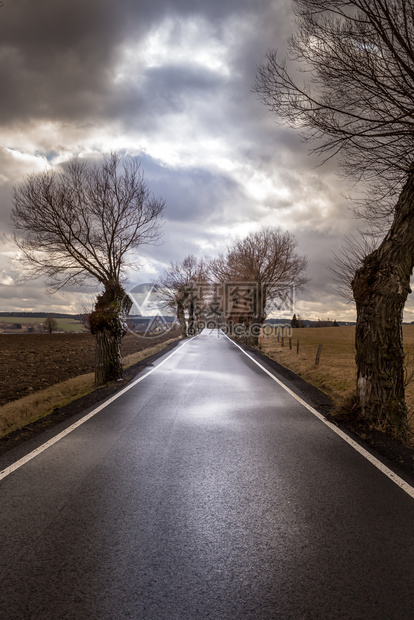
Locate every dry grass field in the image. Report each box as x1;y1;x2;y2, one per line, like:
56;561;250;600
259;325;414;431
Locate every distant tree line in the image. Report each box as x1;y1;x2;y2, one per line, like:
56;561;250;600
291;315;340;328
0;312;80;319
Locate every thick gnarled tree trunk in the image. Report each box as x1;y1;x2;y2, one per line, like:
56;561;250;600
95;328;124;386
351;172;414;438
89;282;132;386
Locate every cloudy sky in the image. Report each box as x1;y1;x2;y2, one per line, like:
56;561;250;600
0;0;411;321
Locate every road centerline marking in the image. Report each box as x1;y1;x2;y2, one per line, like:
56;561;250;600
0;339;193;482
223;332;414;500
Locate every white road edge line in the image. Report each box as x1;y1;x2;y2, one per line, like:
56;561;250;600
0;339;192;482
224;332;414;500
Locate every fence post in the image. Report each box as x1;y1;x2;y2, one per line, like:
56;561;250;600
296;340;299;354
289;337;292;350
315;344;323;365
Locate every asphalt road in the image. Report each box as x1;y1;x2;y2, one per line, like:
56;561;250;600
1;330;414;619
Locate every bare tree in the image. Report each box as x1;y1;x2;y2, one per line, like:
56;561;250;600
210;227;308;344
156;255;207;337
330;230;382;302
43;317;58;334
11;153;165;385
254;0;414;438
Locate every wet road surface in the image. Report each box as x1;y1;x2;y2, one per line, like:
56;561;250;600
1;330;414;619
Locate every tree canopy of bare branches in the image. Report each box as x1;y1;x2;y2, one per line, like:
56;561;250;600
211;227;308;315
255;0;414;214
156;255;207;337
12;153;164;291
43;317;58;334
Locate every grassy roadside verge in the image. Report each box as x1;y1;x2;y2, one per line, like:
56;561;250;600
259;325;414;432
0;338;180;439
259;326;357;403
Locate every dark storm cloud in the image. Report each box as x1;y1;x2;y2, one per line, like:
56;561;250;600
113;1;294;138
0;0;120;124
0;0;291;127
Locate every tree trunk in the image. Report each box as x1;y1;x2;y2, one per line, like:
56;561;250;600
351;172;414;438
177;300;187;337
95;328;123;386
248;285;266;346
188;297;195;335
89;282;132;386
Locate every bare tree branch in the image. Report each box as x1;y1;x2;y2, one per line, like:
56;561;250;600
254;0;414;216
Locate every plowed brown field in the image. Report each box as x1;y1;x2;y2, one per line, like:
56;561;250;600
0;330;178;406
